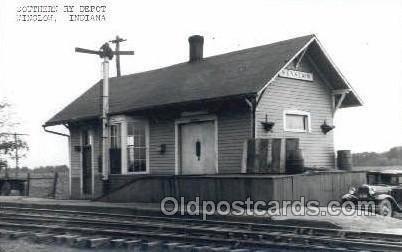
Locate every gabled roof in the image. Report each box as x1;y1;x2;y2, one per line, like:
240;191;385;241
45;35;362;126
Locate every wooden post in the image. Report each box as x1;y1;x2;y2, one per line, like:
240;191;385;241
244;139;270;173
271;138;282;173
52;172;58;199
101;57;110;181
241;140;248;173
26;172;30;196
280;138;286;173
75;42;133;184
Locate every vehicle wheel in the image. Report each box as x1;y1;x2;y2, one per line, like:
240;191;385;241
378;199;393;217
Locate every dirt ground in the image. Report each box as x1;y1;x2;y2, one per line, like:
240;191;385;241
0;237;126;252
272;206;402;234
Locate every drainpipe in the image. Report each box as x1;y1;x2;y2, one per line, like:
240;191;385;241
42;124;70;137
244;97;256;139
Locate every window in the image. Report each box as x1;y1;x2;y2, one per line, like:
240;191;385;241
284;110;311;132
110;124;121;148
127;122;147;173
110;124;122;174
367;174;378;184
108;116;149;175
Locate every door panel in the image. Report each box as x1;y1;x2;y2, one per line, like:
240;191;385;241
271;139;281;173
285;138;300;159
82;145;92;195
109;148;122;174
180;121;216;175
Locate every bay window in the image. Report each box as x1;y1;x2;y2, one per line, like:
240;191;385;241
127;122;147;173
109;116;149;175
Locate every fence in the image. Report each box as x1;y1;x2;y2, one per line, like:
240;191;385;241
0;171;69;199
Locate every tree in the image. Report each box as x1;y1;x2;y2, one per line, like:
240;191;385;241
0;100;29;171
353;147;402;167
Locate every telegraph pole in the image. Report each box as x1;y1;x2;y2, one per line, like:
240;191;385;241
14;133;18;173
75;42;133;182
110;36;128;77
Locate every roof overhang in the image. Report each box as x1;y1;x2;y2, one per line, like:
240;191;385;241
44;92;257;127
307;37;363;108
258;35;363;109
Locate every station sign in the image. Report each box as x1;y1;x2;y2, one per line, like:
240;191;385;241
279;69;314;82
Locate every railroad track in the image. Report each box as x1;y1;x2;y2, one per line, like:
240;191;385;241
0;206;401;251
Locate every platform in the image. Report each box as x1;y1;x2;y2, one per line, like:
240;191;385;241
100;170;367;205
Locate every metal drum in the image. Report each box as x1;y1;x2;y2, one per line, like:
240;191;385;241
337;150;353;170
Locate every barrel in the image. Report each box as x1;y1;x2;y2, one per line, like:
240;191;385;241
286;149;305;174
337;150;353;170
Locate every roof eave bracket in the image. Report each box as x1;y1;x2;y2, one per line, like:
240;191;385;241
332;89;351;115
294;47;308;68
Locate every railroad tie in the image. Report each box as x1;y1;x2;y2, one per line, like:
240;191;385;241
123;239;141;250
297;227;306;235
142;241;163;252
88;237;110;248
163;242;182;251
54;234;78;245
192;246;213;252
175;244;195;252
110;238;126;248
211;247;231;252
65;235;81;247
337;231;346;238
32;233;54;243
229;249;250;252
8;231;28;239
267;231;282;240
73;236;92;248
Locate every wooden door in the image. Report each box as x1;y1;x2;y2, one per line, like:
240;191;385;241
180;121;216;174
285;138;300;173
271;139;282;173
82;131;92;195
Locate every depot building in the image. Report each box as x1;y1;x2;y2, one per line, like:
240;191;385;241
44;34;363;201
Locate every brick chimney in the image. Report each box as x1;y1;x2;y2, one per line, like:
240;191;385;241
188;35;204;62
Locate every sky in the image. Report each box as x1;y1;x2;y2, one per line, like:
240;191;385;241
0;0;401;168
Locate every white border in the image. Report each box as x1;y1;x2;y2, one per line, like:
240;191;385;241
283;109;312;133
174;114;218;175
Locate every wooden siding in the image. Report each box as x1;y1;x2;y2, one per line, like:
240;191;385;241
69;126;81;178
217;108;252;173
256;56;335;169
148;108;251;175
69;124;103;199
69;126;81;199
149;119;176;174
91;127;103;198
